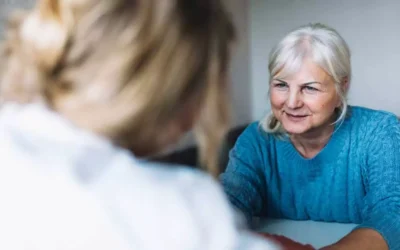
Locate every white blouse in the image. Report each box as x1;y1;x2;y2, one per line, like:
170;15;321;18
0;104;278;250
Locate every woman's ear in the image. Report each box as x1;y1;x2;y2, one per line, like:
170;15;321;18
341;76;349;92
336;76;349;108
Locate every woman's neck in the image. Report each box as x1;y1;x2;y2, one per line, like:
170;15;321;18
290;122;335;159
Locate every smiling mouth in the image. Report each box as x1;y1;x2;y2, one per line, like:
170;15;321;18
285;112;308;117
285;112;309;121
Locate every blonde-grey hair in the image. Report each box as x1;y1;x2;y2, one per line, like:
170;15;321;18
0;0;235;176
261;23;351;134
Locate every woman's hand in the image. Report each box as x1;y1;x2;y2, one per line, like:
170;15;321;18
257;232;315;250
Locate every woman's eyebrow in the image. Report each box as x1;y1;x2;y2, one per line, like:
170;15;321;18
273;79;323;85
273;78;288;84
302;81;322;86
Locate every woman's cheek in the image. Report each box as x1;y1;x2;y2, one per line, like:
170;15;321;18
270;91;286;108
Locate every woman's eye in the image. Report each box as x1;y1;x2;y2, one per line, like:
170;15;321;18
303;86;319;92
273;83;288;89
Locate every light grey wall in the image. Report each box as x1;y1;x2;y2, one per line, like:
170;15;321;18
250;0;400;120
225;0;252;126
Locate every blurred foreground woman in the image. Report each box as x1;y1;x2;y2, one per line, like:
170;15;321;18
0;0;278;249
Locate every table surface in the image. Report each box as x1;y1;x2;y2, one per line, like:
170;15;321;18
258;219;358;249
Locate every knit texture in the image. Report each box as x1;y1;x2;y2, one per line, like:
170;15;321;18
220;106;400;249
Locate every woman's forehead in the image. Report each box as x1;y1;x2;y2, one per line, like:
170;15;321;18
273;60;333;84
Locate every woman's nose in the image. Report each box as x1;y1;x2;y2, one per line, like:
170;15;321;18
286;90;303;109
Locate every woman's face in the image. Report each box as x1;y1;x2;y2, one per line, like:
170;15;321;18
269;59;341;136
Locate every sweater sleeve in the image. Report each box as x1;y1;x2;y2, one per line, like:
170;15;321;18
220;123;268;224
355;114;400;250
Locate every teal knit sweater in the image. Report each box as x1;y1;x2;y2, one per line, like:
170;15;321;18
220;106;400;249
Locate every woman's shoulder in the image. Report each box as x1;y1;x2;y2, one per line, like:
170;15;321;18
347;106;399;129
349;106;398;120
236;122;275;145
345;106;399;141
228;122;279;162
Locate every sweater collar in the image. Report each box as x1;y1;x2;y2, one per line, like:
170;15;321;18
278;116;351;166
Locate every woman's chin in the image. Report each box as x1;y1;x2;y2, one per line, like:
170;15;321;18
282;124;310;135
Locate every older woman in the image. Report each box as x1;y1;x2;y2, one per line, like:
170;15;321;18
221;23;400;250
